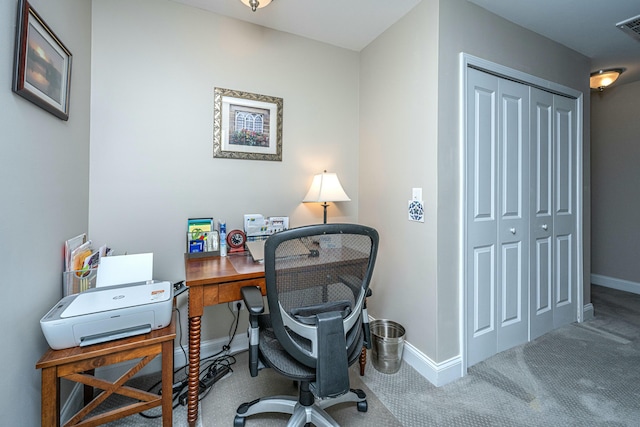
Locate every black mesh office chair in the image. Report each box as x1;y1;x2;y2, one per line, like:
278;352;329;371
235;223;379;427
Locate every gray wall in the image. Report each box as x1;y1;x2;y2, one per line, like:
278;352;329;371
436;0;592;360
0;0;92;424
360;0;591;365
89;0;360;341
591;80;640;288
359;0;441;360
1;0;598;420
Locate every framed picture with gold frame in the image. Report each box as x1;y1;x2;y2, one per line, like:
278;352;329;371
12;0;72;121
213;87;283;161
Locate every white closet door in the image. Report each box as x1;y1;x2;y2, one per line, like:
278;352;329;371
466;69;529;366
552;95;577;328
496;78;529;353
466;69;498;366
530;88;554;340
530;89;578;338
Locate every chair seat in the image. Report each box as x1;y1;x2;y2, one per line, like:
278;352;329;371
258;314;365;383
259;320;316;381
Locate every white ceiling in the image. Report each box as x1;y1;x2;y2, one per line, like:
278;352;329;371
467;0;640;86
171;0;422;52
173;0;640;86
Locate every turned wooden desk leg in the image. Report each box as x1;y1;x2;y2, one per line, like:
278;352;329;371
41;367;60;427
360;296;369;376
188;315;201;427
161;338;173;427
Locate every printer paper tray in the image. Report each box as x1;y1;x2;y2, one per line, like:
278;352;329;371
80;324;152;347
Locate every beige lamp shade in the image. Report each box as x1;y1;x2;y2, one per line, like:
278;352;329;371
303;171;351;203
303;171;350;223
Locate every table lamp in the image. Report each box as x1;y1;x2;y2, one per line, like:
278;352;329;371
303;170;351;223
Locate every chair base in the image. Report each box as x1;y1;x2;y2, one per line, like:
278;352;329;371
234;388;367;427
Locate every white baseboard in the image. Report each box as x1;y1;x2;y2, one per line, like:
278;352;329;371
368;315;461;387
583;303;594;321
401;341;462;387
591;274;640;295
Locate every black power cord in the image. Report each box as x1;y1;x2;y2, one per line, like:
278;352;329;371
137;301;242;418
177;364;231;406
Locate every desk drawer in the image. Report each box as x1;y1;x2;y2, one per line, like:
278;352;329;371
219;278;266;303
203;286;219;307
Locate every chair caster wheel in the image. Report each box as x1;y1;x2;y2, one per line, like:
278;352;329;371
234;415;246;427
357;400;368;412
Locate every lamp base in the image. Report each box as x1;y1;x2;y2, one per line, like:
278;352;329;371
322;203;329;224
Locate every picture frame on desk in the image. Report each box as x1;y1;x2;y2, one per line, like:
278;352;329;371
12;0;72;121
213;87;283;161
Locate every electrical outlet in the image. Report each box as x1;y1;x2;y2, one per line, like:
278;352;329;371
232;300;245;311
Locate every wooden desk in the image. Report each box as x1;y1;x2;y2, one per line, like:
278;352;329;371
184;252;369;427
36;316;176;427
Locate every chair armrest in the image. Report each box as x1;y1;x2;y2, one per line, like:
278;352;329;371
241;286;264;315
241;286;263;377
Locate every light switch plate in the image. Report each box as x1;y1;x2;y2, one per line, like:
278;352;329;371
412;187;422;201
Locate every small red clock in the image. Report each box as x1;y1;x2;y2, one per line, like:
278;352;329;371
226;229;246;253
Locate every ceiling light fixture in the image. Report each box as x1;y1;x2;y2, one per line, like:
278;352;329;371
590;68;624;91
240;0;273;12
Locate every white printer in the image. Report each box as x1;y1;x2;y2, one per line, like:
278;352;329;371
40;280;173;350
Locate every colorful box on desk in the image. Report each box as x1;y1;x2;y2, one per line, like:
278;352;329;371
63;268;98;297
243;214;289;241
186;230;220;258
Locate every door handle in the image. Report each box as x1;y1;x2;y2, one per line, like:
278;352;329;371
541;224;548;231
510;228;516;234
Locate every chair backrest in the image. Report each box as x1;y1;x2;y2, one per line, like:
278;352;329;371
264;223;378;396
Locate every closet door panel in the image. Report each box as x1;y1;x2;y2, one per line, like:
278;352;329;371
466;68;499;367
496;79;529;352
473;245;495;335
530;88;554;340
553;95;577;327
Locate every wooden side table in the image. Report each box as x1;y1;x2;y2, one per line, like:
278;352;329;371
36;315;176;427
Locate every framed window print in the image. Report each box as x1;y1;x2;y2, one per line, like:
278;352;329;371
12;0;72;121
213;87;283;161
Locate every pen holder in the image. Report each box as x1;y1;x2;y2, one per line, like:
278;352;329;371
63;268;98;297
186;230;220;255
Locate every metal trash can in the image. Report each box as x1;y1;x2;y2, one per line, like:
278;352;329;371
370;319;405;374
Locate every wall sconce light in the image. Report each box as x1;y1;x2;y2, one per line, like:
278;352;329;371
590;68;624;91
303;171;351;224
240;0;273;12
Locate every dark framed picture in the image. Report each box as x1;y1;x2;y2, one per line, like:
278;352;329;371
12;0;72;121
213;87;283;161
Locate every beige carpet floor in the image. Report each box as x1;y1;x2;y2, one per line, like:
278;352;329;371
101;350;402;426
